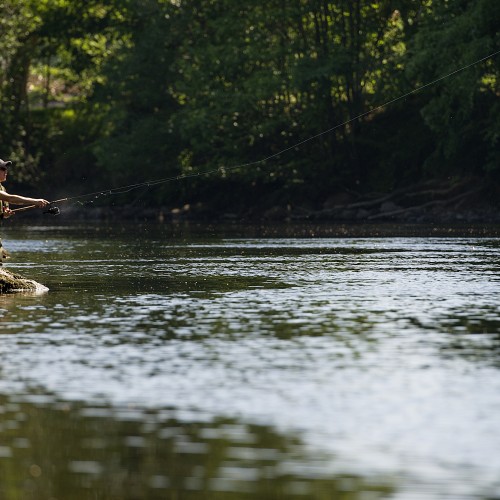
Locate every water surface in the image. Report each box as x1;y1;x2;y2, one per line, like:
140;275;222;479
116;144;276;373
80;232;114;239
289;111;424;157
0;223;499;499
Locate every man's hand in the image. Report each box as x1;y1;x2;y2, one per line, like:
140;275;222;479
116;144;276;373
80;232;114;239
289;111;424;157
2;208;13;219
34;199;50;207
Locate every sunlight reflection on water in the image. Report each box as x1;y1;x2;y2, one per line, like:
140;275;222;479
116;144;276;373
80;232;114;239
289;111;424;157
0;225;499;499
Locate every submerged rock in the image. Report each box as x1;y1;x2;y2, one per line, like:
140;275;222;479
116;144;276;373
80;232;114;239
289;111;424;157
0;268;48;294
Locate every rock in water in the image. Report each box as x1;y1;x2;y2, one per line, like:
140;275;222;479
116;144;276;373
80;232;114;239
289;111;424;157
0;268;48;293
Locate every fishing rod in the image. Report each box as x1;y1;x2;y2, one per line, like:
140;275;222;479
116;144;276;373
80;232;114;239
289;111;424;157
10;198;68;216
9;49;500;217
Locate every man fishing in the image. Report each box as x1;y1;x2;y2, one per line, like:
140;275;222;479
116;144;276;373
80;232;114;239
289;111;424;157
0;158;50;262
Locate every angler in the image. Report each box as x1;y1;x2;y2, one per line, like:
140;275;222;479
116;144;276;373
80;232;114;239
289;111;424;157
0;158;50;263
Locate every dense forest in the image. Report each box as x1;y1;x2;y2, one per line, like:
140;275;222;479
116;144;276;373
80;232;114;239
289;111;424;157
0;0;498;221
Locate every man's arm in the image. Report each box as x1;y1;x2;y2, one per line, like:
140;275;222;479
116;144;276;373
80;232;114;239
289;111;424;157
0;190;49;207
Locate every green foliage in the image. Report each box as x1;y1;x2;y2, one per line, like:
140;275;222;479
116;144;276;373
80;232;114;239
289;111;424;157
0;0;40;180
407;0;500;176
168;0;413;197
89;0;184;204
0;0;126;183
0;0;497;208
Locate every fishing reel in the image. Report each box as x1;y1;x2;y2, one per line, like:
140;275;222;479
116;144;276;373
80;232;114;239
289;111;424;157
43;204;61;216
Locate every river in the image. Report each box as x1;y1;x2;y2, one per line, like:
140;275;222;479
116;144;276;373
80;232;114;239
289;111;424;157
0;222;499;499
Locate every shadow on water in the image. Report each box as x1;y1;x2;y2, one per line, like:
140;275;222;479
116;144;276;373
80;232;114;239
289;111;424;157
0;393;394;500
49;274;292;296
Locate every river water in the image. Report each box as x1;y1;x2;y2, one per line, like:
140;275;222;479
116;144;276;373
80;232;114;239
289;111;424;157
0;222;499;499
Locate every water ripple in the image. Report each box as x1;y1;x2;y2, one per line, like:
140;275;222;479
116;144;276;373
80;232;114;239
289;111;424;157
0;230;499;498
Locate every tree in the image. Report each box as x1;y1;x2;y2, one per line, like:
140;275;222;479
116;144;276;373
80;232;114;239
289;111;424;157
1;0;495;212
88;0;186;204
0;0;42;182
166;0;419;206
407;0;500;177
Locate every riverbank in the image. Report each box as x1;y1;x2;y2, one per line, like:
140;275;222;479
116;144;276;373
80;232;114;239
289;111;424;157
45;176;500;227
8;176;500;237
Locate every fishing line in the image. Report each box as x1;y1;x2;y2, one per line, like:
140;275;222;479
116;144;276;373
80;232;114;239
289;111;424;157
14;48;500;214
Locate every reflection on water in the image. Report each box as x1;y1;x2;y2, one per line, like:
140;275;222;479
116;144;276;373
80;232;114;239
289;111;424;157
0;223;499;499
0;394;392;499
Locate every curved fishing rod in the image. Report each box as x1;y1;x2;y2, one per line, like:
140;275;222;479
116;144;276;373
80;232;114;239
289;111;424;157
10;48;500;216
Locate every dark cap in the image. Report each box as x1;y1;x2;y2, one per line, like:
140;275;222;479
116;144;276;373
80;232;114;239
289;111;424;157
0;159;12;168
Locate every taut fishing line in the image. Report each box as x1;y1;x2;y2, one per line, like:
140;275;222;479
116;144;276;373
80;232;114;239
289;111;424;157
14;49;500;215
